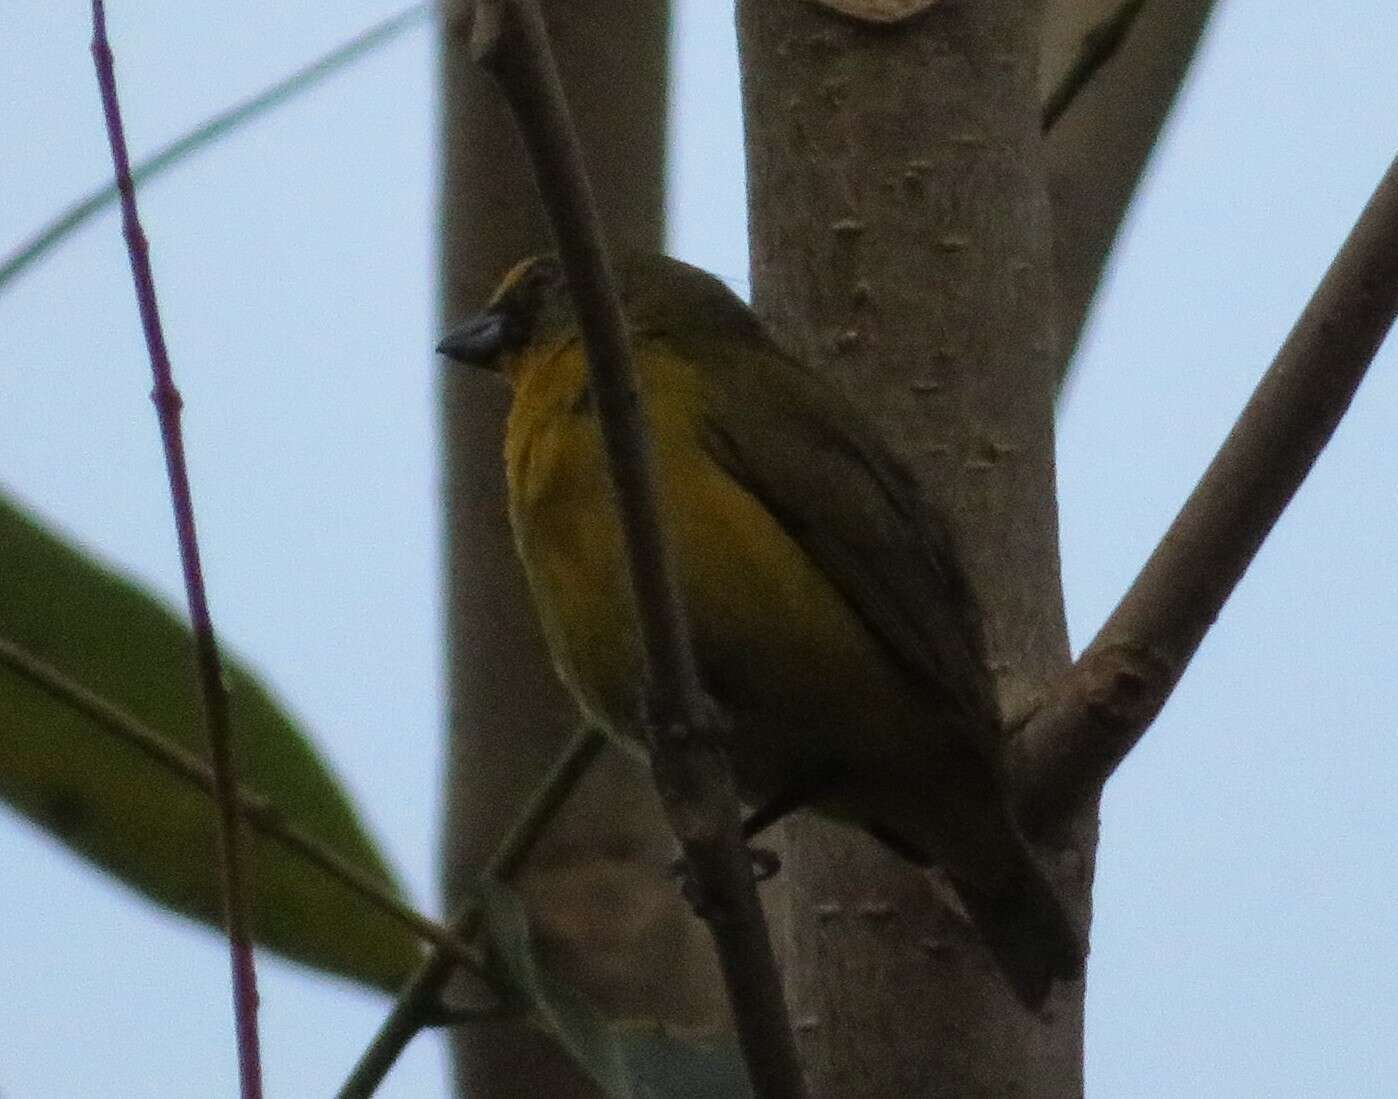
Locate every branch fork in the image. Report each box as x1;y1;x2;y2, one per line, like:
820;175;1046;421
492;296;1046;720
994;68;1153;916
1009;155;1398;837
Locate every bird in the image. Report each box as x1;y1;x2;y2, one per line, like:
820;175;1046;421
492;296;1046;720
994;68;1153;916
438;252;1083;1008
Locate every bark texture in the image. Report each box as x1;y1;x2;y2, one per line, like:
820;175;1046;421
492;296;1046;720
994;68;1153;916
738;2;1087;1094
437;3;726;1096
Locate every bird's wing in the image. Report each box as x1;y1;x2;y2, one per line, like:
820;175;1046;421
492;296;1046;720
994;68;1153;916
683;332;999;731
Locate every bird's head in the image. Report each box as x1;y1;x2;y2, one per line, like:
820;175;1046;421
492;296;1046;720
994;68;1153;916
436;252;766;384
435;254;569;383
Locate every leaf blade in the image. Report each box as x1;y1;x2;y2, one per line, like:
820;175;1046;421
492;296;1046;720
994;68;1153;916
0;494;420;992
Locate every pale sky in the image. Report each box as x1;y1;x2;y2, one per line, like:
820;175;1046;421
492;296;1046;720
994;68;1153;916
1;2;1395;1095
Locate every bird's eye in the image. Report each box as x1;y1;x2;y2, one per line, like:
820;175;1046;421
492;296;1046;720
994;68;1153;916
497;308;532;352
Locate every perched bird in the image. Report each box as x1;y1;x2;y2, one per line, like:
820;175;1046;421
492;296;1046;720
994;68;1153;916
438;253;1083;1008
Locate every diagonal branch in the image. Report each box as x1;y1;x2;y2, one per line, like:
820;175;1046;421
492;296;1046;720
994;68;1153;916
1040;0;1148;134
336;725;607;1099
462;3;805;1097
1010;155;1398;834
89;5;262;1095
1;3;429;292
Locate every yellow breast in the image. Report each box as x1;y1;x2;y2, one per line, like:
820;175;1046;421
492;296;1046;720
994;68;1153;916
501;333;924;800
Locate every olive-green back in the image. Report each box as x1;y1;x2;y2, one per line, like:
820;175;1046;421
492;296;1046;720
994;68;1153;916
618;255;999;739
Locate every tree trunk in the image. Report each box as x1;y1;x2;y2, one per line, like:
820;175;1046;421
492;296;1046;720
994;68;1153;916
437;3;727;1096
436;0;1217;1091
738;2;1087;1093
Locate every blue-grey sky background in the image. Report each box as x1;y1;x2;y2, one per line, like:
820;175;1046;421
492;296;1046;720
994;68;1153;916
1;2;1395;1095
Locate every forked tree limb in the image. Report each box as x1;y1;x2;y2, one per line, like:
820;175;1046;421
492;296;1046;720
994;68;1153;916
1010;155;1398;834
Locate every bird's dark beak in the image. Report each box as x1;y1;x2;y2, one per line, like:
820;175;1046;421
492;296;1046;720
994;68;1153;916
437;311;508;367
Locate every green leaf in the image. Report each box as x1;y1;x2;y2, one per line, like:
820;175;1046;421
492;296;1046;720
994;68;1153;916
0;493;421;993
478;878;752;1099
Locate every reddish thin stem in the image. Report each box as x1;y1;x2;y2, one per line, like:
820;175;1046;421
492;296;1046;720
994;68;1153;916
89;5;263;1095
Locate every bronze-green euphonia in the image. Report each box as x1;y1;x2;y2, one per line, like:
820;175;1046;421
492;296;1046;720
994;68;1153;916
439;253;1083;1008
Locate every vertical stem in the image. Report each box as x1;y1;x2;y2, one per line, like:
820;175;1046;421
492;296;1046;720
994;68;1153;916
467;4;806;1093
89;5;262;1096
438;1;730;1095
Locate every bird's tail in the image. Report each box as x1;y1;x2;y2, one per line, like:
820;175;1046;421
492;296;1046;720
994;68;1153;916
948;852;1085;1011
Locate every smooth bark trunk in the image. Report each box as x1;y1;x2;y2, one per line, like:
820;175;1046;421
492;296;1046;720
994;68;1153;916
739;3;1087;1093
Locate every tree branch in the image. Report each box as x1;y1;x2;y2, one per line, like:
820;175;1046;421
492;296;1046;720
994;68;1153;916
463;3;805;1096
738;2;1084;1090
1045;0;1217;384
438;2;705;1095
336;726;607;1099
89;5;262;1094
1040;0;1147;134
1011;155;1398;833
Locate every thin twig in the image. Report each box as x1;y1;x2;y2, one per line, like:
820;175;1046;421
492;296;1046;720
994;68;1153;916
1010;155;1398;833
89;5;261;1094
1;3;429;291
1041;0;1147;134
468;2;806;1097
0;635;480;970
336;726;607;1099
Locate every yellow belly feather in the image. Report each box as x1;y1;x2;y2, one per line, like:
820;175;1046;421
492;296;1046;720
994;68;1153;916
503;336;937;806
